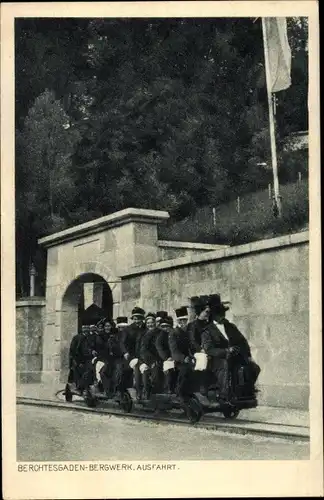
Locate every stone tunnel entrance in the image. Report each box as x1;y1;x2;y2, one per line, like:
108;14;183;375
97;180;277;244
60;273;113;383
38;208;170;385
38;208;223;386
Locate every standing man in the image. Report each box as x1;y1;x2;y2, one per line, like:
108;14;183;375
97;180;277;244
120;307;146;399
201;294;261;403
169;306;194;401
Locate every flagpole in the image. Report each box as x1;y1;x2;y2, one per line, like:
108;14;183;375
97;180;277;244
261;18;282;218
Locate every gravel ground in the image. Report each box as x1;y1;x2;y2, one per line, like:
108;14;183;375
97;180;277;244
17;405;309;461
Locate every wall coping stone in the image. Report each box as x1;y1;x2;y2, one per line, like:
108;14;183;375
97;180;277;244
38;208;170;248
157;240;229;250
121;231;309;278
16;298;46;307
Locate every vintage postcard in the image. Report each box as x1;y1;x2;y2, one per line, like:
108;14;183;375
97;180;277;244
1;1;322;499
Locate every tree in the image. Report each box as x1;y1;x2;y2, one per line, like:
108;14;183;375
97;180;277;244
15;17;309;294
16;90;81;295
74;18;265;217
15;19;91;127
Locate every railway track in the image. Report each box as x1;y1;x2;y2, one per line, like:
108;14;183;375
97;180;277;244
17;393;309;442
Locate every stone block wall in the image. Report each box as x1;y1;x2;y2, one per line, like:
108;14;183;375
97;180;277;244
16;298;45;383
36;209;309;408
157;240;228;262
120;233;309;410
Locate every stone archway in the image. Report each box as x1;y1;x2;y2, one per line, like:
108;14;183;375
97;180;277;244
38;208;171;386
59;272;114;383
41;261;121;386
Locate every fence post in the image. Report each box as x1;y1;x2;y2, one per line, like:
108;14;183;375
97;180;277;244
268;183;272;200
237;196;240;214
212;207;216;228
29;263;36;297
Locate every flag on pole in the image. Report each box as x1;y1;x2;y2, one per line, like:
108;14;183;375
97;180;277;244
263;17;292;93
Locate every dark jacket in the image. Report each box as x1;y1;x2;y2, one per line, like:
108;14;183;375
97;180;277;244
95;332;123;361
120;323;145;359
201;319;251;363
77;334;97;362
68;333;83;368
140;327;160;366
155;327;172;361
168;326;191;363
107;334;123;358
187;319;209;353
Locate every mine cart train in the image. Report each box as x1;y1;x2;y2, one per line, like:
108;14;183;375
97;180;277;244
65;294;261;423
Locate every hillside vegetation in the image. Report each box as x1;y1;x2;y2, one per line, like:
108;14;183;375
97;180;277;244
160;179;309;245
15;18;308;296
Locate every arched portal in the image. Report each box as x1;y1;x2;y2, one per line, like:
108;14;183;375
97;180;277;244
38;208;171;386
60;273;113;383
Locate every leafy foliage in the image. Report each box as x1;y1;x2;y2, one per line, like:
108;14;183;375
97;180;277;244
15;17;308;296
16;90;81;295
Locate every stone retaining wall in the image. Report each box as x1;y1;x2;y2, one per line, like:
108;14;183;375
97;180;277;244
16;298;45;383
34;208;309;410
119;232;309;410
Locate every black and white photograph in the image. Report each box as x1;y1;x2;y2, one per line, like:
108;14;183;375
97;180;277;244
1;1;322;499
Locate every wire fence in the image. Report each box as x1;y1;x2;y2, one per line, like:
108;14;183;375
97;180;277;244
160;178;309;245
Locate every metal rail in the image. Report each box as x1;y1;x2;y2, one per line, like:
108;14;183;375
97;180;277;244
54;389;309;429
17;395;309;442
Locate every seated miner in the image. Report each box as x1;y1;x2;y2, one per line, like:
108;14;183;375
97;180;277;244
77;324;98;393
93;319;120;395
120;307;146;399
139;312;162;399
106;319;125;397
96;319;105;337
201;294;261;402
115;316;129;335
89;319;108;392
156;314;176;394
67;324;89;391
155;310;168;328
187;296;211;395
187;296;211;353
168;306;194;401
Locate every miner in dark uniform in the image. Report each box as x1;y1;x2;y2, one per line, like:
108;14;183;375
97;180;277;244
77;324;98;392
155;314;175;393
201;294;261;403
71;325;96;391
67;324;89;391
187;296;211;353
187;296;212;395
93;318;116;394
168;306;194;400
156;310;168;329
96;319;105;337
139;312;162;399
95;319;111;361
119;307;146;399
93;319;120;395
116;316;129;335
